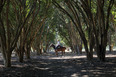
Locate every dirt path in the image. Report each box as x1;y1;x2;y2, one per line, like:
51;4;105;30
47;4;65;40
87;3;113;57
0;52;116;77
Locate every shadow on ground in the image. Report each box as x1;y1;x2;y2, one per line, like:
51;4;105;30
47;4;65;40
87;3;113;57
0;52;116;77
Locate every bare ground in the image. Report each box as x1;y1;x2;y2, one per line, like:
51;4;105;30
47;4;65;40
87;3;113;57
0;51;116;77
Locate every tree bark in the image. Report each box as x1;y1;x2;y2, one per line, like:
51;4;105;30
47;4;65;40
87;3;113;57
18;46;24;63
25;44;31;59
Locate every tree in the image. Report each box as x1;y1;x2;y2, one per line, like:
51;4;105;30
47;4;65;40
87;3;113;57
52;0;115;61
0;0;52;67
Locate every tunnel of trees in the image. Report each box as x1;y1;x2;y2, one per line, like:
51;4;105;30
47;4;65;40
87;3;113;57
0;0;116;69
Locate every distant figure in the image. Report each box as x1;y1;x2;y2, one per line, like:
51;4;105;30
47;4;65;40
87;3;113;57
56;40;62;49
50;43;66;56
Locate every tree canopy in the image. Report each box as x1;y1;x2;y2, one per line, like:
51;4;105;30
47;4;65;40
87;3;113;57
0;0;115;67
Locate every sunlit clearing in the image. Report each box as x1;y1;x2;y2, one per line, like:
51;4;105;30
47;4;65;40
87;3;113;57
71;73;79;77
81;70;86;72
48;55;86;59
82;75;89;77
35;67;49;70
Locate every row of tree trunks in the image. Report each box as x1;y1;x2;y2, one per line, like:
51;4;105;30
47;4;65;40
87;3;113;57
53;0;114;61
0;0;39;67
67;21;82;54
11;0;42;63
53;0;93;60
0;0;51;67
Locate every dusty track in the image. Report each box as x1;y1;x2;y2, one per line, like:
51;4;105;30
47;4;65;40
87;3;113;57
0;52;116;77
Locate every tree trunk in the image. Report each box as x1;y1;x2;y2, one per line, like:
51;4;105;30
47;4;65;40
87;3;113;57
5;0;11;67
40;41;43;54
19;53;24;63
96;34;107;61
25;44;31;59
79;45;82;54
5;51;11;67
81;35;92;60
45;43;49;53
18;46;24;63
1;45;12;67
89;33;95;60
98;45;106;61
36;44;41;55
108;31;112;52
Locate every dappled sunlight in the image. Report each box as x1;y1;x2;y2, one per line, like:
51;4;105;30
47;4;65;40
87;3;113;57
0;0;115;76
82;75;89;77
81;70;87;72
1;52;116;77
106;54;116;57
0;65;4;67
37;52;116;60
47;55;86;59
71;73;80;77
38;52;87;59
35;67;50;70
